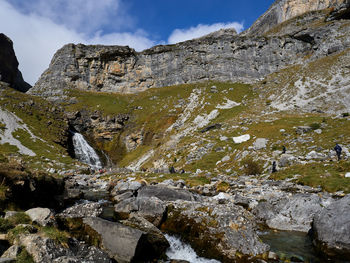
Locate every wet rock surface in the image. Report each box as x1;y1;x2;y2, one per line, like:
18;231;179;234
313;194;350;259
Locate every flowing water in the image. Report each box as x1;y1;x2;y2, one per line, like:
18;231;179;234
165;234;220;263
72;132;102;169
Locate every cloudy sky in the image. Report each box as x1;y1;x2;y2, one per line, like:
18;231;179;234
0;0;274;85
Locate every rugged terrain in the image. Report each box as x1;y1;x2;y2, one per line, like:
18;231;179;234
0;0;350;262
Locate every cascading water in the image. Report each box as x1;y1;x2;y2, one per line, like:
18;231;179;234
165;234;220;263
72;132;102;169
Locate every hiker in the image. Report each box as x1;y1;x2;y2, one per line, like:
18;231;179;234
272;161;277;173
282;146;286;154
334;144;342;160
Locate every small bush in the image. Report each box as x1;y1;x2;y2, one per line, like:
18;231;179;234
42;226;70;247
16;247;34;263
342;112;349;117
310;123;321;130
7;212;31;225
242;158;263;175
8;225;35;243
0;218;13;232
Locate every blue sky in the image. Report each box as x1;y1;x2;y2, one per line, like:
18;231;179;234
0;0;275;85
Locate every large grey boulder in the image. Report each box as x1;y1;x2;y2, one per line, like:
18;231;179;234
19;234;111;263
138;185;198;202
114;196;166;226
313;195;350;259
253;193;333;232
162;200;269;261
58;202;104;219
253;138;268;150
25;208;55;226
82;217;164;263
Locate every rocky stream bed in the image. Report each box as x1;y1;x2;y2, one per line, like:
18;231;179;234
1;168;349;263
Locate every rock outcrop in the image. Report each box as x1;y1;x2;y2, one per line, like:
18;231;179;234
0;34;31;92
30;6;350;98
312;195;350;259
245;0;349;36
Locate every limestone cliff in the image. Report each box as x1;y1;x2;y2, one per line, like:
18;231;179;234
245;0;350;36
30;8;350;98
0;33;31;92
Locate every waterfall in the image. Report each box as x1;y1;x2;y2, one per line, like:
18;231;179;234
165;234;220;263
72;132;102;169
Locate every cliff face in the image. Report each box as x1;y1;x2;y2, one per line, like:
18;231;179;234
31;16;350;98
245;0;349;36
0;34;31;92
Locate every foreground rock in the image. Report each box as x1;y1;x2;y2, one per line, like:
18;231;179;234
161;200;269;262
253;193;333;232
19;234;111;263
25;208;55;226
71;217;167;262
313;195;350;259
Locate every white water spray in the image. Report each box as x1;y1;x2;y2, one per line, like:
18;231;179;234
165;234;220;263
72;132;102;169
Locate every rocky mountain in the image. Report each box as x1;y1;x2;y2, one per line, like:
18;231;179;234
30;4;350;98
1;0;350;262
0;33;31;92
245;0;350;35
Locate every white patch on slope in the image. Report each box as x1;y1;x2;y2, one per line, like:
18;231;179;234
167;89;202;132
193;110;219;128
127;150;154;172
271;57;350;114
216;98;240;109
0;108;36;156
233;134;250;144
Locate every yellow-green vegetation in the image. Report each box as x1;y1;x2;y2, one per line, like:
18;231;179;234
242;158;264;176
16;247;35;263
0;212;31;233
64;81;254;168
272;161;350;193
0;87;75;171
41;226;70;247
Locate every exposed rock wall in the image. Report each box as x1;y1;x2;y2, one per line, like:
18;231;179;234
30;22;347;97
0;33;31;92
245;0;349;36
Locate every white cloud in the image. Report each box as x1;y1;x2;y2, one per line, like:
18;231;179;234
168;22;244;44
10;0;132;33
0;0;155;85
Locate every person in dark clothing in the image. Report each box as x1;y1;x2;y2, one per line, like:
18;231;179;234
272;161;277;173
282;146;286;154
334;144;342;161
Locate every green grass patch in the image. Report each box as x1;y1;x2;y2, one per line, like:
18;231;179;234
16;247;35;263
41;226;70;247
272;161;350;193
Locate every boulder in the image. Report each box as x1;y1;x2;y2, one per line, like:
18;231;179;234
161;201;269;261
19;234;111;263
112;181;143;195
82;217;163;262
253;194;333;232
138;185;198;202
58;202;104;219
120;215;169;258
279;154;297;167
312;195;350;259
253;138;268;150
1;245;20;259
296;126;312;135
114;197;166;226
25;208;55;226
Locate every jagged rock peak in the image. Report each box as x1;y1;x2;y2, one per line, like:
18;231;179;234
245;0;349;36
0;33;31;92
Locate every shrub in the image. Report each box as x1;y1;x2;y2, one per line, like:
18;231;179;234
16;247;34;263
0;218;13;232
7;212;31;225
242;158;263;175
342;112;349;117
310;123;321;130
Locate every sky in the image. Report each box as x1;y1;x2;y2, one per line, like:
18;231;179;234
0;0;275;85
